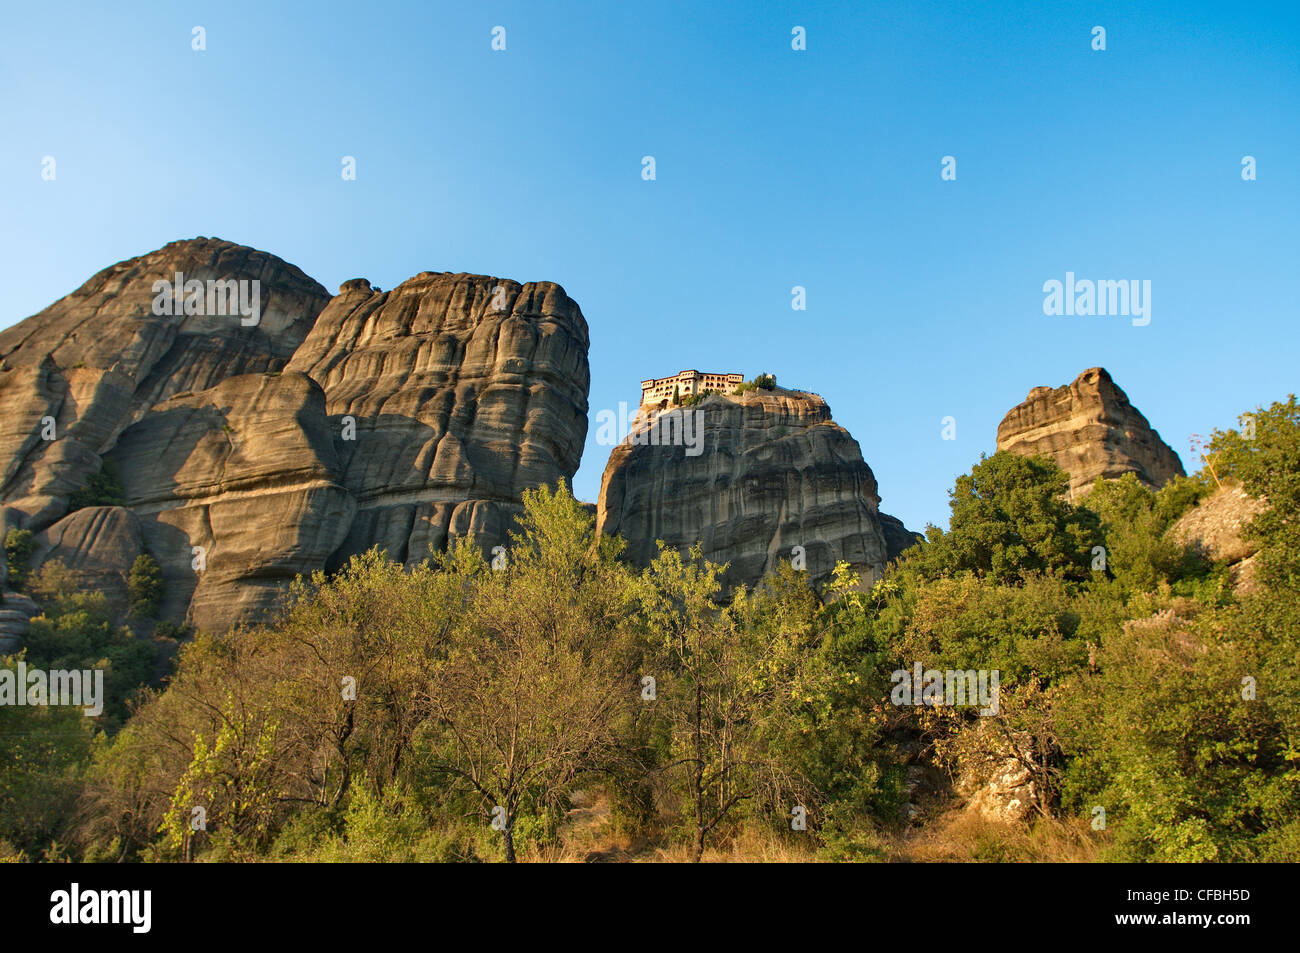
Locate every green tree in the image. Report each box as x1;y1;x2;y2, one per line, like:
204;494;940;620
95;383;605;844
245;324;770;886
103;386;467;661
416;480;637;862
913;452;1101;585
742;562;903;848
160;710;281;861
0;654;96;853
1056;591;1300;861
127;554;164;618
1082;473;1208;597
638;543;748;861
636;545;830;860
23;562;154;726
67;461;126;512
4;529;36;589
77;546;471;860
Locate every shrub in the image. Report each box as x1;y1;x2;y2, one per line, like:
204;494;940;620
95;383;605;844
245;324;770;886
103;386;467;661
4;529;37;589
908;452;1102;585
0;661;95;853
736;373;777;394
1081;473;1209;597
1055;592;1300;861
127;554;164;619
67;461;126;512
1209;396;1300;590
25;561;156;726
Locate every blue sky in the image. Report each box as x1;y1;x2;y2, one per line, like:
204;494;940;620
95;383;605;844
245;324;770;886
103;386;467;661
2;0;1296;531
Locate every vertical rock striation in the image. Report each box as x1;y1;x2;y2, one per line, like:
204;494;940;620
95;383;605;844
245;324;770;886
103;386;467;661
596;388;904;590
0;241;591;636
284;272;590;568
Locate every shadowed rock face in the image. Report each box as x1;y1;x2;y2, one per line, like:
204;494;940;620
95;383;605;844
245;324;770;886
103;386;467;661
596;389;907;590
106;370;355;627
878;512;924;564
0;240;590;635
34;506;145;620
996;367;1185;498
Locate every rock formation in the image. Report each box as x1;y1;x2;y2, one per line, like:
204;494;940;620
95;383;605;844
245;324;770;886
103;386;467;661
1168;484;1267;593
285;272;589;569
105;370;355;626
596;388;912;590
34;506;147;620
0;592;37;654
0;237;328;529
0;239;590;637
956;723;1042;824
996;367;1185;497
879;512;924;565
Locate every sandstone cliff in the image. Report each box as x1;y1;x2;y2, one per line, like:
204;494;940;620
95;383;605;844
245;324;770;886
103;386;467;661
596;388;911;590
0;238;328;530
996;367;1185;497
105;370;356;626
285;272;589;569
0;239;590;637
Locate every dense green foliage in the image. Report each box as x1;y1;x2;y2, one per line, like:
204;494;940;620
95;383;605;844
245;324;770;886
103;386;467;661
4;529;37;589
1;561;157;857
735;372;777;394
127;554;164;619
910;452;1102;585
66;461;127;512
885;399;1300;861
22;562;156;727
1210;396;1300;590
0;694;94;860
1;395;1296;863
1083;473;1212;597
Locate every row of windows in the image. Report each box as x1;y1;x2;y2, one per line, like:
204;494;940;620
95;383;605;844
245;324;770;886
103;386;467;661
641;373;743;403
642;373;742;389
643;382;738;394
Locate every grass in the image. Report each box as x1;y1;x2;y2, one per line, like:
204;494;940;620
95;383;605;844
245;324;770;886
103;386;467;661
125;786;1110;864
883;809;1106;863
532;788;1109;863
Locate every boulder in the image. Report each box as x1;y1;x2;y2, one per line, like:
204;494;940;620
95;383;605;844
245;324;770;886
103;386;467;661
956;723;1042;824
34;506;144;618
1168;483;1268;593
